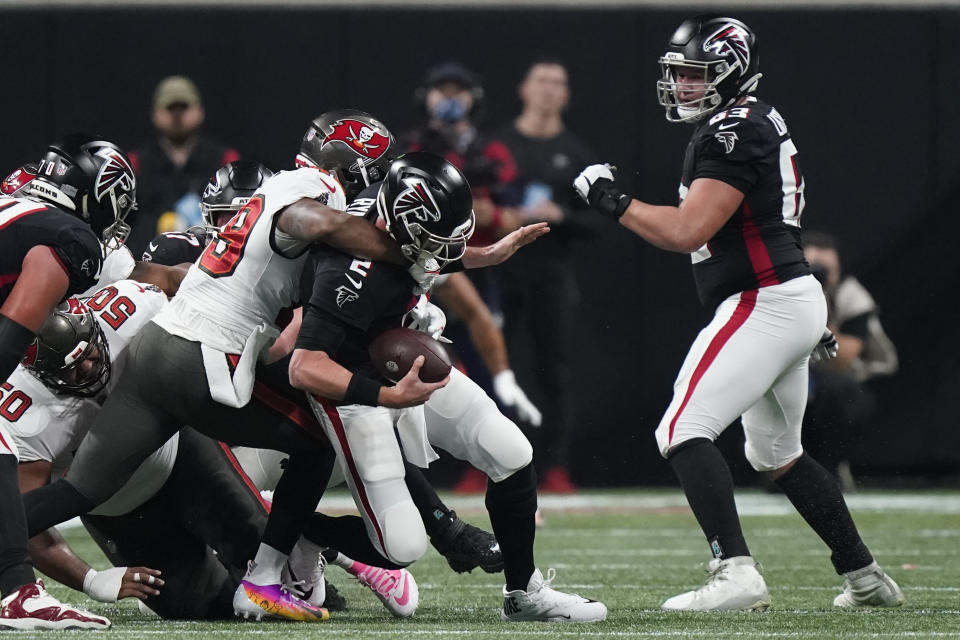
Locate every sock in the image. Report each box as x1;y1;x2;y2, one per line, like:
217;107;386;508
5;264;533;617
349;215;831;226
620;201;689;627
262;451;333;555
0;456;35;597
304;514;402;570
668;438;751;560
23;478;95;537
247;544;286;585
774;453;874;574
403;461;453;538
485;463;537;591
289;536;324;574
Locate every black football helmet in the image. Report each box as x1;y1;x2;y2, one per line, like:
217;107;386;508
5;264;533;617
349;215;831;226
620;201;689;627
29;134;137;245
376;151;475;268
1;163;38;196
201;161;274;234
296;109;398;200
22;302;111;398
656;15;761;123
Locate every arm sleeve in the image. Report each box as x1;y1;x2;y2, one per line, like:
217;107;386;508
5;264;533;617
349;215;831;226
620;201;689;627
294;304;348;355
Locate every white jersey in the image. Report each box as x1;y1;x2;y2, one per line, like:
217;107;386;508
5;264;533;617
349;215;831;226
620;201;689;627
153;168;347;354
2;279;178;516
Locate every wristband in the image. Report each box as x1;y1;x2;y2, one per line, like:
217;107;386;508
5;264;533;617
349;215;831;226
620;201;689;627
590;179;631;220
343;374;382;406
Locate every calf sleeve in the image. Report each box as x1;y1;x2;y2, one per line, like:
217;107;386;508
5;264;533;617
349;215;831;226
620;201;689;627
404;461;453;538
262;451;334;555
303;513;400;569
485;463;537;591
0;456;34;596
774;453;873;574
668;438;751;560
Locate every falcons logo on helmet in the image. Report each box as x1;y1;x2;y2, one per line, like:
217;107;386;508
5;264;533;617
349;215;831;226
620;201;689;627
394;178;441;223
703;24;751;72
93;147;136;203
321;120;390;160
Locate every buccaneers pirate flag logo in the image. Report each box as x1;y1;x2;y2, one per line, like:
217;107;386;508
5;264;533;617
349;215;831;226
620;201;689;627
321;120;391;160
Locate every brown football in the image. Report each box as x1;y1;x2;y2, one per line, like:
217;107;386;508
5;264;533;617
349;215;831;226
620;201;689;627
368;327;452;383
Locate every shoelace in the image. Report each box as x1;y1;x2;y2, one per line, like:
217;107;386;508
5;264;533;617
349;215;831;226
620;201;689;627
359;567;400;597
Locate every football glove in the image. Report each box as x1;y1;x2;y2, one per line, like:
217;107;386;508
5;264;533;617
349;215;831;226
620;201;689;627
810;328;839;363
403;295;451;343
408;257;441;295
493;369;542;427
573;163;631;220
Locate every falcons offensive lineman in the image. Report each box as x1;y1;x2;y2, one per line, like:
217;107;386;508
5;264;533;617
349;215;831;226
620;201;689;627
290;151;606;623
574;15;903;611
0;134;141;630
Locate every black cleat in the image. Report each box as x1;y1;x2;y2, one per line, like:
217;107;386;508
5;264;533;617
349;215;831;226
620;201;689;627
323;579;347;611
430;510;504;574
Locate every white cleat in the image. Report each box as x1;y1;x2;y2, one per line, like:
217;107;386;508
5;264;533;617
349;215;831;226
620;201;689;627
282;546;327;607
0;580;110;630
501;568;607;623
833;562;905;608
661;556;771;612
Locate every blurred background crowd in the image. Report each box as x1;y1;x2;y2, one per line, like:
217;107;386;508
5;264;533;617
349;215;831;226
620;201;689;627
2;2;958;492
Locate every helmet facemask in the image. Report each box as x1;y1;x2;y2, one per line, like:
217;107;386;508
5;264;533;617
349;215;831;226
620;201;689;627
377;181;475;268
23;306;112;398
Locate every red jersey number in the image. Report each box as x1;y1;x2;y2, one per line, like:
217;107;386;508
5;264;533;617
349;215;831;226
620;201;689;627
198;196;264;278
87;286;137;330
0;382;31;422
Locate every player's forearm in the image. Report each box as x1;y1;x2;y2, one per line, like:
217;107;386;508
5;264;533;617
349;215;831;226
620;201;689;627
466;317;509;375
28;528;90;593
289;348;354;400
619;200;704;253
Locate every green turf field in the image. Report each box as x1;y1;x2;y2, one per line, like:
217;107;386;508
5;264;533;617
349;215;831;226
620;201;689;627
26;489;960;639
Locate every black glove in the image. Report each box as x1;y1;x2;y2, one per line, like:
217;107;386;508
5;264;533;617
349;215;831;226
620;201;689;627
573;164;631;220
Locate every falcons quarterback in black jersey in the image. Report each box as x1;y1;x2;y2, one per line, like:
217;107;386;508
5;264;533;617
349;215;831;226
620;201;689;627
290;151;606;623
574;15;903;612
0;134;137;630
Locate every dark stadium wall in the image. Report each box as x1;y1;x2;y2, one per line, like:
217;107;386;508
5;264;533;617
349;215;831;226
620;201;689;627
1;7;957;485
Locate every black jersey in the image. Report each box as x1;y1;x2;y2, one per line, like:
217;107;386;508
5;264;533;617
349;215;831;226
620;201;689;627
0;196;102;303
681;97;810;311
141;230;207;267
297;181;416;381
298;244;417;381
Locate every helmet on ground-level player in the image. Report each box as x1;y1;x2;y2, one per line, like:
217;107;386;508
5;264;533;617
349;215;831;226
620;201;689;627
200;160;274;235
22;302;112;398
656;15;761;123
1;163;38;196
376;151;475;268
29;134;138;246
296;109;398;200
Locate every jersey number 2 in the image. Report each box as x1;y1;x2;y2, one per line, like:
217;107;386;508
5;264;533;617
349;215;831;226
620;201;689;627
198;196;264;278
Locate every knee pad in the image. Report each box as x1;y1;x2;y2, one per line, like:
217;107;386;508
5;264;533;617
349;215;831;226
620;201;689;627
379;502;427;566
476;418;533;480
744;440;804;472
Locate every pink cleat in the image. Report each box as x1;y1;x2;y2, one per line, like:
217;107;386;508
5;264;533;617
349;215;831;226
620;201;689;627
346;560;419;618
0;581;110;630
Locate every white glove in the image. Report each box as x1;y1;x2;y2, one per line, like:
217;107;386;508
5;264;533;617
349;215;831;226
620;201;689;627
810;328;839;363
573;163;615;203
408;257;440;295
493;370;542;427
83;567;126;602
402;295;450;342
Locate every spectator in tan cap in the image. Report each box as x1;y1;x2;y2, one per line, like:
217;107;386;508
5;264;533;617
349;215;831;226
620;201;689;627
127;75;239;253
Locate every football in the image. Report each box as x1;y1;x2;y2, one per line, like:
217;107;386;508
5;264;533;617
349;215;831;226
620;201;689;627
369;327;452;383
